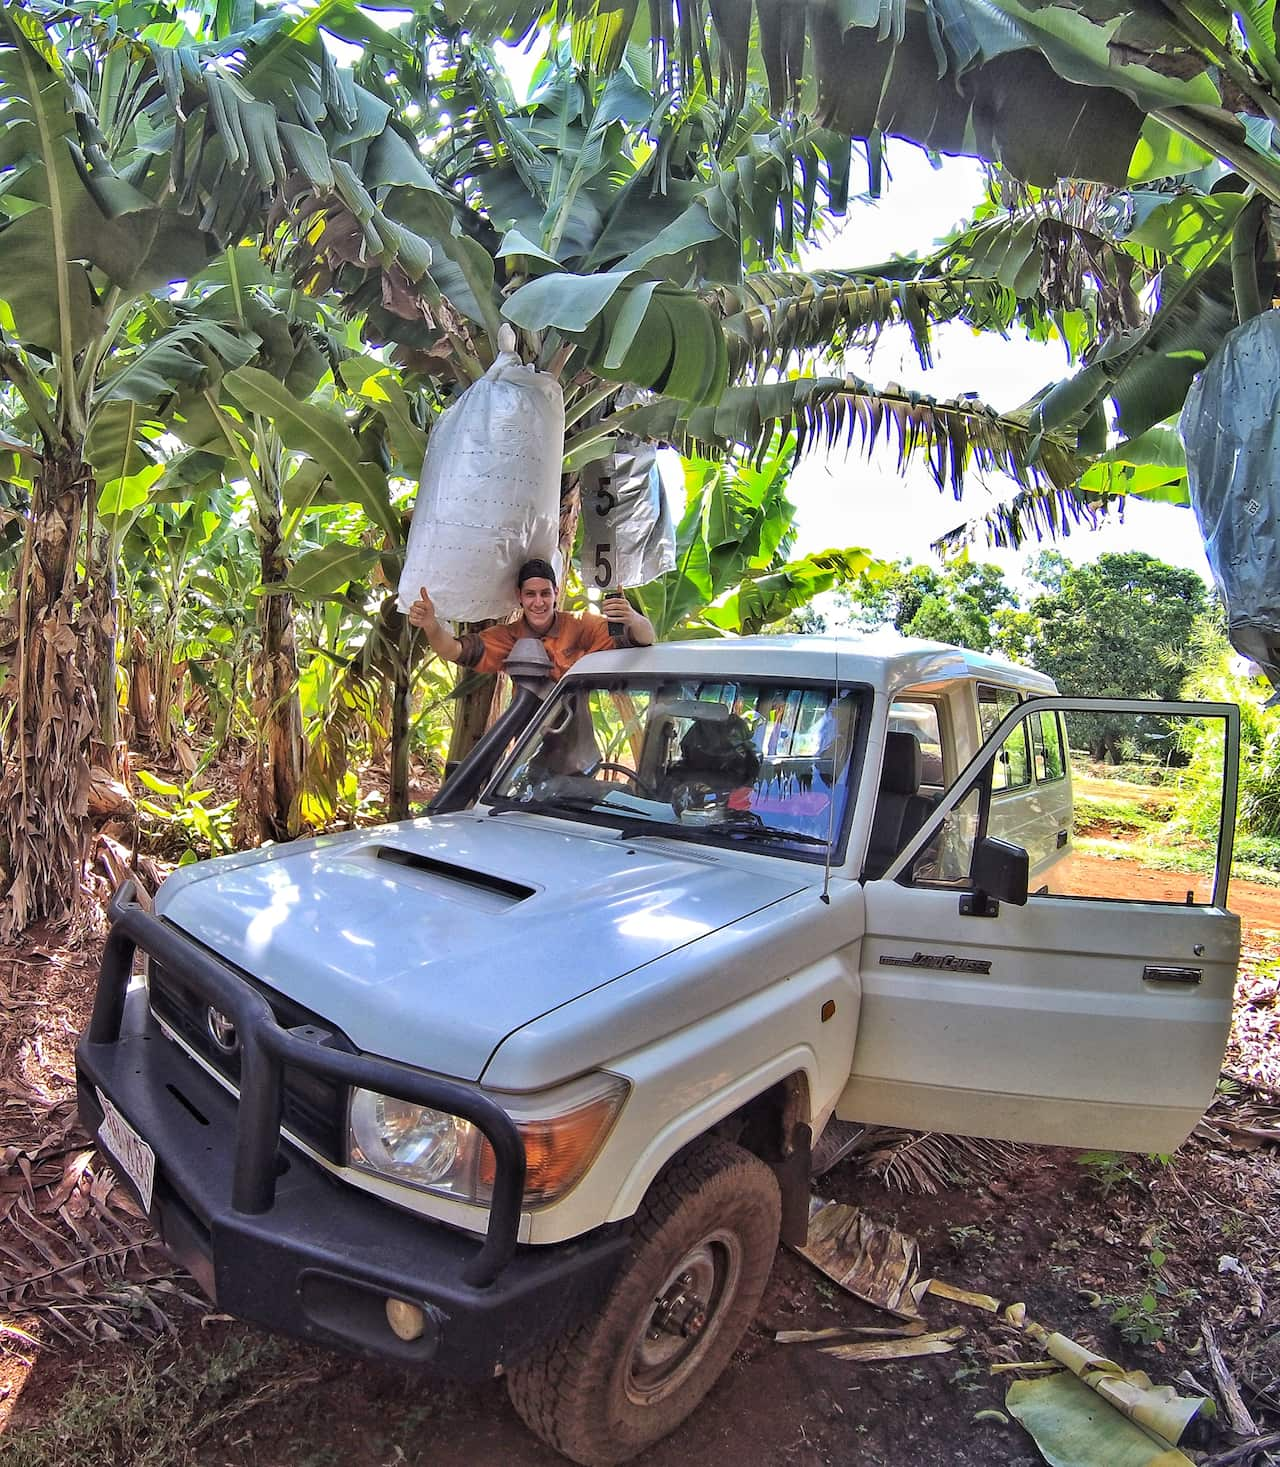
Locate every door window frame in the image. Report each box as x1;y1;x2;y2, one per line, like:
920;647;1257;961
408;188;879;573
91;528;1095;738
880;696;1241;909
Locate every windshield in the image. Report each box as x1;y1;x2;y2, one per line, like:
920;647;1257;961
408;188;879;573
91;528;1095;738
488;675;864;861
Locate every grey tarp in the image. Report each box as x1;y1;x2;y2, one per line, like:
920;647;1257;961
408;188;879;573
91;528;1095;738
579;437;677;591
1181;309;1280;695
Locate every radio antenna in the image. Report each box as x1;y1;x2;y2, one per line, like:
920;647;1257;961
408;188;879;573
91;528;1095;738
821;632;839;905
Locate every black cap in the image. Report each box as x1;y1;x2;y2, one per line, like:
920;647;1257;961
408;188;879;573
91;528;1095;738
517;557;558;588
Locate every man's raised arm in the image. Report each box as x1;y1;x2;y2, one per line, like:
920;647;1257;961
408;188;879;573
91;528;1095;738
602;593;656;647
407;587;463;663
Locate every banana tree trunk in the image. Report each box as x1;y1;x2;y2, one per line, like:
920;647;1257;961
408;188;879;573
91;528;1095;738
153;592;180;755
558;475;580;575
0;453;98;939
446;650;498;767
252;517;305;842
390;650;412;820
89;524;122;774
128;626;157;747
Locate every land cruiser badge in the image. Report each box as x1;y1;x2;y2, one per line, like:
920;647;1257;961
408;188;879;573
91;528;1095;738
879;952;992;975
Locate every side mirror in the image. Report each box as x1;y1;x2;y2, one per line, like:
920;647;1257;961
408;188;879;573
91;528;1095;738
961;836;1029;916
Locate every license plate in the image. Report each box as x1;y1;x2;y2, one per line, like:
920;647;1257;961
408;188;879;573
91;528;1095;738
96;1088;155;1214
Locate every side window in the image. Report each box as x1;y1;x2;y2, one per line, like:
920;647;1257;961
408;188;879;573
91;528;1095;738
979;685;1029;792
888;700;944;786
1032;711;1066;784
978;685;1020;738
993;721;1030;792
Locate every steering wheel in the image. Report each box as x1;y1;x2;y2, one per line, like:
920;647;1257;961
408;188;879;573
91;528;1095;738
591;761;657;797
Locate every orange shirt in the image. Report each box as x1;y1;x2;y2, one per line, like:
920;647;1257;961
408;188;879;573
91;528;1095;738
456;611;624;681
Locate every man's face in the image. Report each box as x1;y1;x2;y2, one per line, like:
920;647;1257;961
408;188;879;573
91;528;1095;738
519;576;556;632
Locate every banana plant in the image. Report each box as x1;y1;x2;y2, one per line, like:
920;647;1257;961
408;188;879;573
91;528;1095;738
631;432;891;638
163;248;411;837
452;0;1280;206
0;10;261;938
66;12;1104;530
117;479;253;759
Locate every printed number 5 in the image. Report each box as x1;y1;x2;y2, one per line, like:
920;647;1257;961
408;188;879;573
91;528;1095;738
593;543;614;587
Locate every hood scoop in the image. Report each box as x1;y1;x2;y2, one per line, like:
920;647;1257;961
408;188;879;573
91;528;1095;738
372;844;536;910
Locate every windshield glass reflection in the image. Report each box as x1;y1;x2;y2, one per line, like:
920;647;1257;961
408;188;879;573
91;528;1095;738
489;677;862;861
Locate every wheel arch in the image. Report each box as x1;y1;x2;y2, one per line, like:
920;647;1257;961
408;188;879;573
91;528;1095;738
604;1053;815;1245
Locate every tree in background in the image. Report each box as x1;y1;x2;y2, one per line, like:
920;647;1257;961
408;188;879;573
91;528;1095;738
1021;551;1209;757
823;559;1020;652
802;552;1212;741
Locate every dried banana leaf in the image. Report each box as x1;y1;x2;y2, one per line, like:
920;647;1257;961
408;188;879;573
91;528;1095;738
820;1326;966;1363
795;1199;921;1318
925;1279;1002;1312
775;1321;930;1344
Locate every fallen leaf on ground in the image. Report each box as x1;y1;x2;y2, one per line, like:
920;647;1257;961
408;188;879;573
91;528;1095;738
1019;1322;1209;1445
820;1327;966;1362
1008;1371;1197;1467
925;1279;1002;1312
795;1199;921;1317
775;1322;930;1344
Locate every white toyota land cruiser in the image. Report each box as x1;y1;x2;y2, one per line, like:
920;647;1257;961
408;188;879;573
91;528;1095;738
77;634;1241;1465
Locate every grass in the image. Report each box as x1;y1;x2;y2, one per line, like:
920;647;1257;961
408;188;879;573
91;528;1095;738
1073;776;1280;885
2;1332;314;1467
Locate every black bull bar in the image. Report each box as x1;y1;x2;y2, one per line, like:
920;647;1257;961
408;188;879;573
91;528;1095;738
86;882;527;1289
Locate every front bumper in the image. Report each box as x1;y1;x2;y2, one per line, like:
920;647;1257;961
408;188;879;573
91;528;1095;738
75;886;629;1377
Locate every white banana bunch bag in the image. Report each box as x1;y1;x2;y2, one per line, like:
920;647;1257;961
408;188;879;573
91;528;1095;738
397;327;564;622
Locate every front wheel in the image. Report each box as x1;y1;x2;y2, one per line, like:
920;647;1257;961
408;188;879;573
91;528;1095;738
506;1138;781;1466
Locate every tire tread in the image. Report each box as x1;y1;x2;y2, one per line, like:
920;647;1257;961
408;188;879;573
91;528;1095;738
507;1138;779;1465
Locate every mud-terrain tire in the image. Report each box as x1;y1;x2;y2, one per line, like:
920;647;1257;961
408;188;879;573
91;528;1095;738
506;1138;781;1466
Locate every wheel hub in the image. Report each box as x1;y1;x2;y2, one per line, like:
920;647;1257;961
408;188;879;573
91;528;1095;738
651;1274;709;1340
624;1232;743;1405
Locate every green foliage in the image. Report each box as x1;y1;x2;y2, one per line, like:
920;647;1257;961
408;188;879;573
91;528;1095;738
1099;1226;1191;1346
1174;613;1280;848
1020;552;1209;756
1075;1149;1144;1197
1172;610;1278;839
836;558;1020;653
631;431;888;638
135;770;236;861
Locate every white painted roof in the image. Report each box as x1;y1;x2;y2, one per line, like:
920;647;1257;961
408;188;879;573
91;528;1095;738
566;631;1058;700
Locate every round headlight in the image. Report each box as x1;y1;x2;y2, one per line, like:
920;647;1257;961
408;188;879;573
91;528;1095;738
349;1093;467;1185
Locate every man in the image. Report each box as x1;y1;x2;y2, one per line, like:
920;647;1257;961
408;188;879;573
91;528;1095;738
407;557;655;680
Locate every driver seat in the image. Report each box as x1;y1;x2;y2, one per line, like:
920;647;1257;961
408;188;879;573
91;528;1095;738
864;732;932;879
666;713;762;794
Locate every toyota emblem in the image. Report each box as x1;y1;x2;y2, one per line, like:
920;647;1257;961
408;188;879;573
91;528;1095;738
206;1007;239;1055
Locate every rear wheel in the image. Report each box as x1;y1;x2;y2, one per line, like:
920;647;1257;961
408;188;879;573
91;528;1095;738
506;1138;781;1466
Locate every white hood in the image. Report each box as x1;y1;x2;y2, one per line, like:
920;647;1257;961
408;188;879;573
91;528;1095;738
156;812;806;1081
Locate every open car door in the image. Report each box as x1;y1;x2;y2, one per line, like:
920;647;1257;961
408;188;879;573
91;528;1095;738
840;698;1241;1154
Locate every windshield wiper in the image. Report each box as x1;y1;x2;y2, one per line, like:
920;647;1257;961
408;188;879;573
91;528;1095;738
488;794;606;818
488;800;831;847
702;823;833;847
487;796;671;831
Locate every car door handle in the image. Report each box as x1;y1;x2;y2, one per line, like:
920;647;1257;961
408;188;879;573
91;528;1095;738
1143;965;1202;986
